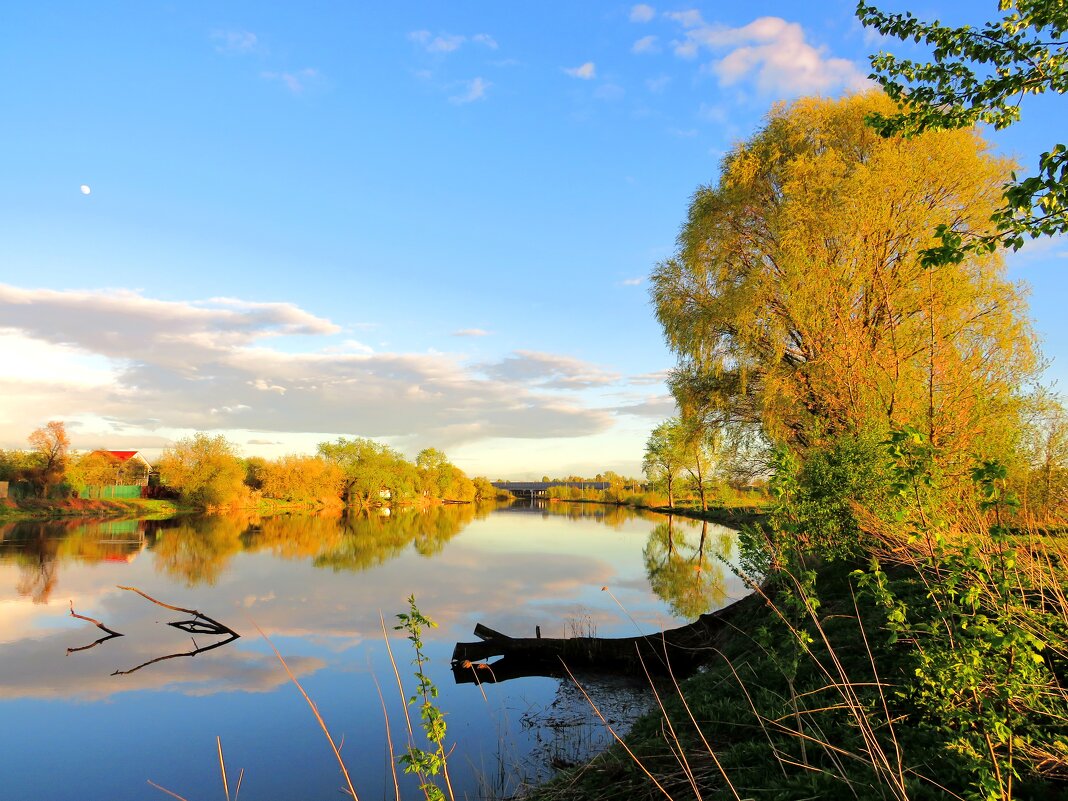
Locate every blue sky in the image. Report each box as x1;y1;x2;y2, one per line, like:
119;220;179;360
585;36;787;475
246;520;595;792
0;1;1065;479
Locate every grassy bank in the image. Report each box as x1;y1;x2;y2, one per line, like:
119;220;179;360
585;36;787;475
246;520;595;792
626;501;769;531
549;495;770;531
525;523;1068;801
0;494;491;521
0;496;187;521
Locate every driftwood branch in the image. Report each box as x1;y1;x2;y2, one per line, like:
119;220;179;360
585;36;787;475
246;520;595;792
67;600;124;654
117;585;239;638
452;594;755;686
109;585;240;676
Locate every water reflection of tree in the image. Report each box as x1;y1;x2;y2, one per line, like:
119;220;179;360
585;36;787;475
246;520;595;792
312;505;474;570
1;504;484;593
643;518;730;618
7;523;60;604
1;520;148;603
524;501;661;529
152;515;246;586
242;512;348;560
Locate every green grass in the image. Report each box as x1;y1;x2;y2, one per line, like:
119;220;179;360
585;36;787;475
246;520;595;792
0;496;186;521
526;552;1068;801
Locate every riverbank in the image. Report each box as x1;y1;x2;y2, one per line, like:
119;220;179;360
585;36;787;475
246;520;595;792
0;496;186;521
550;496;770;530
525;543;1068;800
0;494;484;522
631;501;768;530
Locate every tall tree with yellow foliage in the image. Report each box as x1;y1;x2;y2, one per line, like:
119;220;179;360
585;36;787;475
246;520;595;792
651;92;1038;478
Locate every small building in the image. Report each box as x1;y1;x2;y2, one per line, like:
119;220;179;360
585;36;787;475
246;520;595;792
96;451;152;486
76;450;153;499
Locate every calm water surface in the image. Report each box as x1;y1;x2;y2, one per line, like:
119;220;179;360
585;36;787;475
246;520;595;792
0;502;745;800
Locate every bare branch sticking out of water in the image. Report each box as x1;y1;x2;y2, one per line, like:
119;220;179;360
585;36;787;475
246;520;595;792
117;585;239;636
67;600;124;654
110;585;240;676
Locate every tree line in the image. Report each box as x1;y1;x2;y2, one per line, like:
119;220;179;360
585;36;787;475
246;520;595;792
0;423;501;510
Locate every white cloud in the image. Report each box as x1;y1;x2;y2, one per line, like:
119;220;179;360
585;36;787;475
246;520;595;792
452;328;491;337
409;30;498;54
0;285;616;449
450;77;490;104
1006;233;1068;264
632;35;660;54
595;83;625;101
698;102;728;123
261;68;319;93
0;331;119;389
564;62;596;80
645;74;671;93
322;339;375;354
621;277;644;286
627;370;670;386
665;14;872;95
630;4;656;23
613;395;677;418
665;9;703;28
479;351;620;390
428;33;465;53
211;30;259;54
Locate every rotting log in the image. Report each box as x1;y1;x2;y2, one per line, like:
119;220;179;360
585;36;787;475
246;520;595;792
451;593;758;685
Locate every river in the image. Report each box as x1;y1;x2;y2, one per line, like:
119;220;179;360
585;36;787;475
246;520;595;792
0;502;746;800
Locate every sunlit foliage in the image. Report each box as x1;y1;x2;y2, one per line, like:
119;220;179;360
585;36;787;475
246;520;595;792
157;433;249;508
258;454;345;504
859;0;1068;259
651;92;1037;481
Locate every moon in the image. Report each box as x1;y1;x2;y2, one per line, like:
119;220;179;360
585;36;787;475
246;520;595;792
79;185;91;195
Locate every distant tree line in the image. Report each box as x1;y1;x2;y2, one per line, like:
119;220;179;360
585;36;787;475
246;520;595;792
157;433;501;509
0;423;503;510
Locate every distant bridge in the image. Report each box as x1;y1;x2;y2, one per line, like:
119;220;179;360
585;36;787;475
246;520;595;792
491;481;612;499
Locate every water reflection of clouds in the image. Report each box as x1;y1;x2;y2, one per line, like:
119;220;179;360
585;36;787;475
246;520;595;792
0;546;618;700
0;507;745;704
0;628;325;701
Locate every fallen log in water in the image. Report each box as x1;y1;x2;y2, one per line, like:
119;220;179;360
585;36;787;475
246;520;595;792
451;592;758;685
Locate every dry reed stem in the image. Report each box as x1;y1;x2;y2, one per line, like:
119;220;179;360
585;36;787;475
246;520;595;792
633;645;702;801
656;643;742;800
146;780;190;801
251;621;361;801
371;671;402;801
787;573;909;800
379;612;416;743
560;659;675;801
378;610;453;801
217;736;230;801
742;566;915;798
606;579;741;799
850;584;906;787
710;645;790;778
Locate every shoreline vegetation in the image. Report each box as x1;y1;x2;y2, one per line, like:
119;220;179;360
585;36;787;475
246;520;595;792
0;428;514;519
524;75;1068;800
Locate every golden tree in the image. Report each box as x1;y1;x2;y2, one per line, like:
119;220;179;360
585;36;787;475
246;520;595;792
157;433;247;508
26;420;70;497
651;92;1038;476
